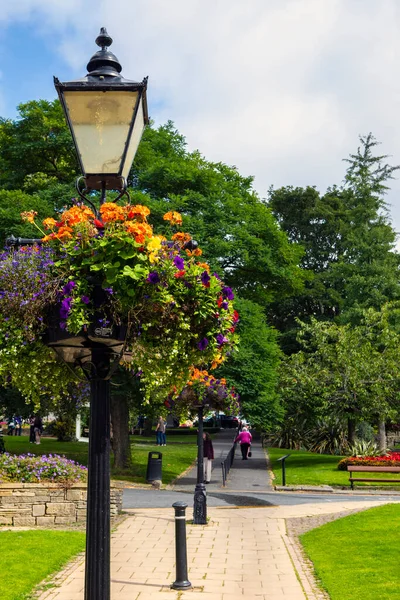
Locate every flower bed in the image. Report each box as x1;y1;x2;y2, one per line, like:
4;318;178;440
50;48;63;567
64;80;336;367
0;453;87;483
338;452;400;470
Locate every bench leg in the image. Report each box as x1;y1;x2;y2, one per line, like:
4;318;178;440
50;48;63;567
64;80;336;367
350;480;354;490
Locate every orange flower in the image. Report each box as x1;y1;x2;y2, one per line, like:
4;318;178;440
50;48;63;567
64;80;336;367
55;226;73;241
172;232;192;245
41;233;56;243
127;205;150;221
124;221;153;243
197;262;210;272
163;211;183;226
21;211;38;224
42;218;57;229
99;202;125;223
186;247;203;257
61;205;95;226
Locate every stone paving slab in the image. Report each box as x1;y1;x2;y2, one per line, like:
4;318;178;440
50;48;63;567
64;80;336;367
36;500;390;600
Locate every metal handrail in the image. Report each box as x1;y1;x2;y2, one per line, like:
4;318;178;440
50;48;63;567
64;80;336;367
221;430;239;486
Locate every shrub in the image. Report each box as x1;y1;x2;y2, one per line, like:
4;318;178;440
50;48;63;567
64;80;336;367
346;439;382;458
0;453;87;483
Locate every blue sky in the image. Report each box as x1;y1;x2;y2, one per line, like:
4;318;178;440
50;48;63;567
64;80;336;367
2;0;400;236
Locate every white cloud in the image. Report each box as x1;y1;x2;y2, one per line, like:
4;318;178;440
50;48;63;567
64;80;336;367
2;0;400;230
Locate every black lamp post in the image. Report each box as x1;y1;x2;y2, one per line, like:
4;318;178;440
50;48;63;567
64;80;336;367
50;28;149;600
193;405;207;525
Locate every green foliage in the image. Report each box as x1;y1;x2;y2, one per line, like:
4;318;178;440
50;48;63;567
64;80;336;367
0;99;78;189
268;134;400;352
134;122;305;306
346;439;381;458
0;189;56;246
215;298;283;430
300;505;400;600
278;305;400;449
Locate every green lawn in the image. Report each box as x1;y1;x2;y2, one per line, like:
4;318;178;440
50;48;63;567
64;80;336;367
2;433;198;485
268;447;348;486
268;447;400;488
300;504;400;600
0;530;85;600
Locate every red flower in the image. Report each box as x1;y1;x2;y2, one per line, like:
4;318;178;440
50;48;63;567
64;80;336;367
217;296;223;308
174;270;185;278
233;310;239;323
94;219;105;229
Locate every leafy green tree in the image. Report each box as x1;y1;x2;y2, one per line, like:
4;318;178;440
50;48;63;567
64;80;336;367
279;306;400;449
133;122;305;305
216;298;283;430
0;100;78;190
268;134;400;352
0;189;56;246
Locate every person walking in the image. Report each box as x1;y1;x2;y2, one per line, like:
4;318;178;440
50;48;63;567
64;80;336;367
234;426;252;460
156;416;166;446
203;432;214;483
33;415;43;445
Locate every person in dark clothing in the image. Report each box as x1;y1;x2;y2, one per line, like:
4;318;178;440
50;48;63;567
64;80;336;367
33;415;43;445
203;432;214;483
29;416;35;443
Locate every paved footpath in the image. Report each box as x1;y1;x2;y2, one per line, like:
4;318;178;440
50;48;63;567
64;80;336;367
37;432;395;600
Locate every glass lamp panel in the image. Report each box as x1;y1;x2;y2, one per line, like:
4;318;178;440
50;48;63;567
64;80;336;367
121;97;145;178
63;90;139;174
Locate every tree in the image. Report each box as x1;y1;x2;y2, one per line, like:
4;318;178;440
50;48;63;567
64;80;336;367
0;100;78;190
268;134;400;352
215;298;283;430
132;122;305;306
279;306;400;450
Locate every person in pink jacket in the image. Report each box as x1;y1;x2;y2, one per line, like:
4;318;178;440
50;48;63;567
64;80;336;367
234;427;252;460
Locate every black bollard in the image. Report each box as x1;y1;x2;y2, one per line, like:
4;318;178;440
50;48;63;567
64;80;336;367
171;502;192;590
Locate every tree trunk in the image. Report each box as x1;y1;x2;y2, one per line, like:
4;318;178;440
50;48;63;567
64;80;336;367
110;394;132;470
347;418;356;446
378;420;387;453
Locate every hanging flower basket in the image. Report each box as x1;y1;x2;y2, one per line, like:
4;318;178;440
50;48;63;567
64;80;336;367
0;204;239;401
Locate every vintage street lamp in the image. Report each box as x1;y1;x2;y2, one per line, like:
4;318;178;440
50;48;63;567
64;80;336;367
52;28;149;600
54;26;148;207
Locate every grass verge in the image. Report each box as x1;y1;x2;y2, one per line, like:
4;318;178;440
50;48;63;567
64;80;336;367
0;530;85;600
300;504;400;600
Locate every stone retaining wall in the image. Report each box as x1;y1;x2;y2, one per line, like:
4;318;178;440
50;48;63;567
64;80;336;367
0;483;123;526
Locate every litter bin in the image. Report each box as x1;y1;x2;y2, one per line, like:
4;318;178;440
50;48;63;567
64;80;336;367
146;451;162;482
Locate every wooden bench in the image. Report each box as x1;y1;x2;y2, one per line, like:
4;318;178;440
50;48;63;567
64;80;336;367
348;465;400;489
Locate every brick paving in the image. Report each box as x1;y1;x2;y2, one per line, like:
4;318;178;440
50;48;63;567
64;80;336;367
36;499;389;600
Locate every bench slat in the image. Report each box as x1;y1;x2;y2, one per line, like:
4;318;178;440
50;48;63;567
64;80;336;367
347;466;400;472
350;478;400;483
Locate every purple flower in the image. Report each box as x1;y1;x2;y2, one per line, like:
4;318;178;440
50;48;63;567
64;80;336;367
213;272;221;280
81;296;90;305
198;337;209;351
62;281;76;295
60;297;72;320
173;256;185;270
201;271;211;288
221;301;229;310
104;287;114;295
222;286;234;300
216;333;228;347
147;271;160;284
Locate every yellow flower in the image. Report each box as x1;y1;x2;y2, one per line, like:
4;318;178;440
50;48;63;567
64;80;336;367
42;218;57;229
147;236;162;252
